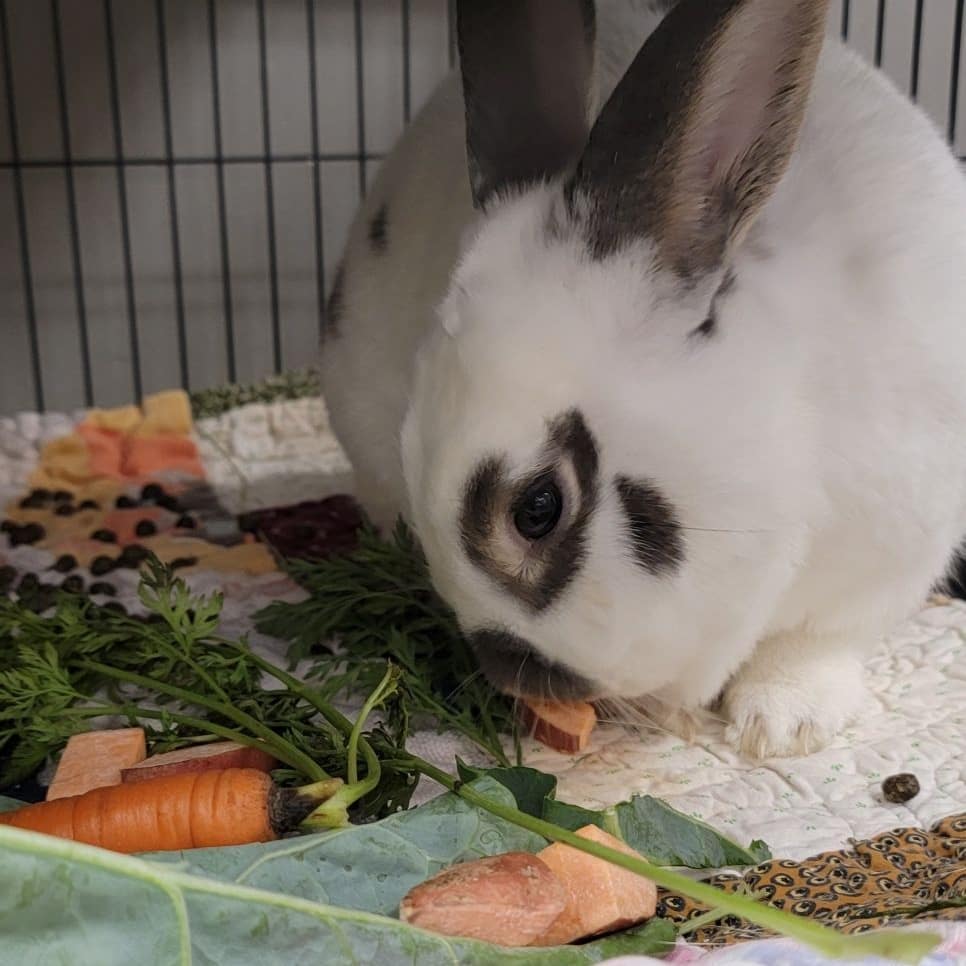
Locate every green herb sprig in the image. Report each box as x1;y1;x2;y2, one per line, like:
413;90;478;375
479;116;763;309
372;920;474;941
254;522;518;766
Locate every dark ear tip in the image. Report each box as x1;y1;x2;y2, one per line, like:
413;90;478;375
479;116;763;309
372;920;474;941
457;0;597;210
573;0;829;268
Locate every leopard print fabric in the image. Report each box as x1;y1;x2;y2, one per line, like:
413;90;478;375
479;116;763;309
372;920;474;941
657;813;966;947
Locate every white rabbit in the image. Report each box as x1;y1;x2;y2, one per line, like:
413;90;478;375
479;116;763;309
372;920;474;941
320;0;966;758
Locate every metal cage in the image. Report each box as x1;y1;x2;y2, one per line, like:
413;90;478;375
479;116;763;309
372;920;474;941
0;0;963;415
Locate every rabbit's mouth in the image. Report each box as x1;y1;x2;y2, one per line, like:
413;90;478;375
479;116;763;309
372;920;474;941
467;626;600;703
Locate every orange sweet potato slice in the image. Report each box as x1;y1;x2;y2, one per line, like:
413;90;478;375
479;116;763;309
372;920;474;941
47;728;147;801
519;698;596;753
531;824;657;945
399;852;568;947
120;740;277;783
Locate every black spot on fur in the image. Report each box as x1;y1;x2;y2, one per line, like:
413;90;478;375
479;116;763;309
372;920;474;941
323;264;345;340
368;204;389;253
716;269;737;298
460;457;504;573
467;627;598;701
551;408;599;498
615;475;684;575
459;409;600;612
690;270;736;339
937;538;966;599
694;314;716;338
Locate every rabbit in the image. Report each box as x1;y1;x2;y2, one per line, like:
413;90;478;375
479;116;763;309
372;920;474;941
319;0;966;759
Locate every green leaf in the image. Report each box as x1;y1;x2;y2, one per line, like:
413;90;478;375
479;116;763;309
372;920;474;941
541;799;607;834
0;796;23;813
615;796;772;868
586;918;677;958
0;819;676;965
147;777;545;916
458;765;771;870
456;762;557;819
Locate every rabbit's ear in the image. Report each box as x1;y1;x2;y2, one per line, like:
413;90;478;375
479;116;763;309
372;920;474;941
571;0;829;278
457;0;596;209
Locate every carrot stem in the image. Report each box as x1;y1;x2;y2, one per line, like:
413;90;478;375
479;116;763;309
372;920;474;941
61;704;265;747
151;635;233;707
78;659;328;783
298;667;399;830
346;664;397;786
211;640;353;745
210;641;385;801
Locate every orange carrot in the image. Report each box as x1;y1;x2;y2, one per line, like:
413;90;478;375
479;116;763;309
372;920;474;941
399;852;567;946
532;825;657;945
0;767;334;854
47;727;147;801
120;739;277;784
519;699;597;753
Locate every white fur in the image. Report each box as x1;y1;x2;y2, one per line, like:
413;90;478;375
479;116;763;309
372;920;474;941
321;1;966;758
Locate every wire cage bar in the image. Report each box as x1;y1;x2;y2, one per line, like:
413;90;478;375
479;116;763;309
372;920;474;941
0;0;963;416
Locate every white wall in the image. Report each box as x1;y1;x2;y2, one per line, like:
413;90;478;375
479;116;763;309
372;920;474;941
0;0;963;414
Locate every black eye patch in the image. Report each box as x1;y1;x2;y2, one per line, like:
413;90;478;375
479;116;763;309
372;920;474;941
614;475;684;575
461;456;504;572
459;408;600;611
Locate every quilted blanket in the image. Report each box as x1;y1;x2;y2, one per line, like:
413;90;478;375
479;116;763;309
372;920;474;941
1;386;964;964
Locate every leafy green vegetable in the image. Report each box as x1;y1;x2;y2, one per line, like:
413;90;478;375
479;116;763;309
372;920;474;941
147;777;543;915
614;796;771;868
458;764;771;869
456;760;557;820
254;523;518;766
0;823;676;965
541;798;608;834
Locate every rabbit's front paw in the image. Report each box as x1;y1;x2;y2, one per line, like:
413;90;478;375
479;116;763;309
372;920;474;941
722;638;867;759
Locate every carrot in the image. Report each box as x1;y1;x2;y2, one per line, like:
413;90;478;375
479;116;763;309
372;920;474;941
519;699;597;753
47;727;147;801
532;824;657;945
0;768;340;854
120;739;277;784
399;852;567;947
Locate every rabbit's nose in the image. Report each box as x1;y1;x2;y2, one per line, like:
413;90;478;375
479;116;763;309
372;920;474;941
466;626;598;702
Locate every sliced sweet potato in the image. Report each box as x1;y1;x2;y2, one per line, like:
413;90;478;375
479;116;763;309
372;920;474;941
120;740;277;783
531;824;657;945
399;852;567;947
519;698;596;753
47;728;146;801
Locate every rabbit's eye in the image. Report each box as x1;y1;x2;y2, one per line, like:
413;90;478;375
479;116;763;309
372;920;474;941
513;480;562;541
